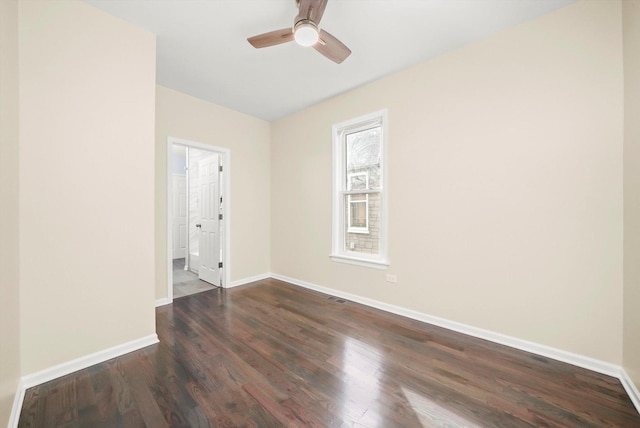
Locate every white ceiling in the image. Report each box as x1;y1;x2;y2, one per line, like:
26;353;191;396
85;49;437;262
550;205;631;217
85;0;576;121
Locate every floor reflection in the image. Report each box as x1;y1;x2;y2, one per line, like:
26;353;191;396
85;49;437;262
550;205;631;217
340;337;383;425
338;337;479;427
402;386;480;428
19;280;640;427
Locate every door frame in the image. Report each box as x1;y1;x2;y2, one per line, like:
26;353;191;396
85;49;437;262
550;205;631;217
166;136;231;302
171;172;187;260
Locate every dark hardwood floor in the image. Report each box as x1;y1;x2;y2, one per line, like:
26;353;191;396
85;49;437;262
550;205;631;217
18;278;640;427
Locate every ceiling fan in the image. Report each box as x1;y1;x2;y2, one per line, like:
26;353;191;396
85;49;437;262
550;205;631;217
247;0;351;64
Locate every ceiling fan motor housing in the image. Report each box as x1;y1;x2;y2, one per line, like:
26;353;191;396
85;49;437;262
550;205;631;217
293;19;319;46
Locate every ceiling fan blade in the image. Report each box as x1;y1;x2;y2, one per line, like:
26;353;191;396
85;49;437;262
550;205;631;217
298;0;312;20
247;28;294;48
314;29;351;64
298;0;328;24
312;0;328;24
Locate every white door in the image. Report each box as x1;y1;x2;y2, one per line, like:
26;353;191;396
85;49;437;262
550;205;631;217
172;174;187;259
198;156;221;285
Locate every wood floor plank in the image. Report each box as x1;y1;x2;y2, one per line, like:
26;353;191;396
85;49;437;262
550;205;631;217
18;383;48;428
18;278;640;427
87;364;123;428
118;354;171;428
42;380;77;428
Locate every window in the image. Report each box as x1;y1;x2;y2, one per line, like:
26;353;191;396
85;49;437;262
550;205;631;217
331;110;388;269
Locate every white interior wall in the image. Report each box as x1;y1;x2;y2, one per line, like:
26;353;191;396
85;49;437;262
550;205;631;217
3;1;639;422
271;0;624;364
623;0;640;390
0;0;21;425
19;0;157;374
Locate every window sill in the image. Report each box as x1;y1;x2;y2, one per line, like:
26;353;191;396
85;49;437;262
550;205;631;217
330;254;389;270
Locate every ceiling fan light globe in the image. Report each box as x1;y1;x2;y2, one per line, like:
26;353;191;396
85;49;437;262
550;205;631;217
294;23;319;46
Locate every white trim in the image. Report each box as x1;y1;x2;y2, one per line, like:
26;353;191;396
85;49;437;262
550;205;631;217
269;273;622;378
228;273;271;288
171;173;187;261
272;270;640;413
332;109;388;268
7;274;640;426
184;147;191;272
329;254;389;270
620;368;640;415
155;297;172;307
20;334;159;390
166;141;175;303
8;334;158;427
167;137;232;304
8;379;25;428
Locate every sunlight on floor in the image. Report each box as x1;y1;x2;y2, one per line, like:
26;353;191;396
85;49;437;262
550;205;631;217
340;337;383;426
402;386;481;428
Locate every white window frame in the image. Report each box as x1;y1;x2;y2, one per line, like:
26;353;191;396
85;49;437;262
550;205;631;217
331;109;388;270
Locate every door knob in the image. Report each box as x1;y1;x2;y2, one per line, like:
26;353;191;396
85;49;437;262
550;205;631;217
196;223;202;228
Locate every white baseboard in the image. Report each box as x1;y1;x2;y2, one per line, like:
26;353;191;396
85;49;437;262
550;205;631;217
8;379;25;428
21;334;159;389
271;273;640;412
9;334;158;428
228;273;270;288
155;297;172;307
8;276;640;426
620;368;640;415
157;272;272;303
270;273;622;378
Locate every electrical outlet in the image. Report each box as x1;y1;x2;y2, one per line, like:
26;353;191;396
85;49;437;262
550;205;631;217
386;274;397;283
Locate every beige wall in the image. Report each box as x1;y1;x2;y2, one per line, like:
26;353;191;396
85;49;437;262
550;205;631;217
623;0;640;389
0;1;633;419
271;0;624;363
155;86;271;299
19;0;157;374
0;0;20;424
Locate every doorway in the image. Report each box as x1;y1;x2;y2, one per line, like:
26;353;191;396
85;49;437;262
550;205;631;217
167;137;230;302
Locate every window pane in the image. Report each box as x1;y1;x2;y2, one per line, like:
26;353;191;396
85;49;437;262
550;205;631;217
346;127;381;190
344;193;380;255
